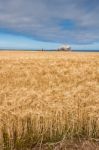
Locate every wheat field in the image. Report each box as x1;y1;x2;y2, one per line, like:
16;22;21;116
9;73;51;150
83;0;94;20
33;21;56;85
0;51;99;149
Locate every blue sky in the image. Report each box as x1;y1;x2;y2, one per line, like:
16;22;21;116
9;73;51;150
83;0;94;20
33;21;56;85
0;0;99;50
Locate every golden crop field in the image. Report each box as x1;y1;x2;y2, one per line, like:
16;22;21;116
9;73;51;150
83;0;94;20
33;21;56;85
0;51;99;150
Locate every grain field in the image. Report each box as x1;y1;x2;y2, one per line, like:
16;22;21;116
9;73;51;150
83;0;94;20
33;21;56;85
0;51;99;150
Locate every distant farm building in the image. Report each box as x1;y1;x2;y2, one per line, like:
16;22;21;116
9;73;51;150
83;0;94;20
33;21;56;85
58;44;71;51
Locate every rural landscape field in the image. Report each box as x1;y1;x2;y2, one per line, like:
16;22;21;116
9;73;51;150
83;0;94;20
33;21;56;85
0;51;99;150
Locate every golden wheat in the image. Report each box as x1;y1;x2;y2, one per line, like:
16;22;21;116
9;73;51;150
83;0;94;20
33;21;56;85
0;51;99;149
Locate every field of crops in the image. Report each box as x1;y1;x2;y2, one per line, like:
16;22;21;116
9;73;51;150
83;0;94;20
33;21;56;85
0;51;99;149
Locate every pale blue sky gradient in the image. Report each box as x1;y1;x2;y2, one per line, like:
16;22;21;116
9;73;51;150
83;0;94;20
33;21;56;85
0;33;61;50
0;33;99;50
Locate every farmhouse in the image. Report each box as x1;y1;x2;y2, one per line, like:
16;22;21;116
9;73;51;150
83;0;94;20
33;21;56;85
58;44;71;51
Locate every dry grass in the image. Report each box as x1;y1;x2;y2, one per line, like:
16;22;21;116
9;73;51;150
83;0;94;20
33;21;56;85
0;51;99;149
